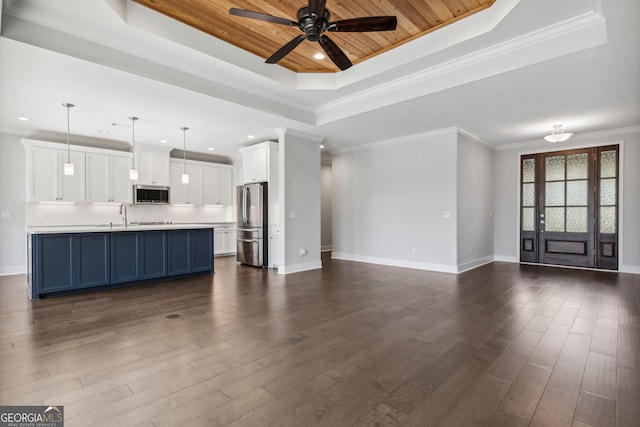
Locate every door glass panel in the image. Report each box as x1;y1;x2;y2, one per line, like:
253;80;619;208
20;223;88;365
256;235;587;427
545;182;565;206
600;206;616;233
522;207;535;231
545;207;565;232
523;183;535;206
600;179;616;205
523;158;535;183
600;151;616;178
567;153;588;179
566;207;587;232
567;180;588;206
545;156;565;181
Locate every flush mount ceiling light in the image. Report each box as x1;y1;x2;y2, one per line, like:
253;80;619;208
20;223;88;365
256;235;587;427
313;52;325;60
544;124;573;143
180;126;190;184
129;116;139;180
62;102;75;175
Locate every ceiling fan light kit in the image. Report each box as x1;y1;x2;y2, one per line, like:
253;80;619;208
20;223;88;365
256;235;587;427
544;124;573;143
229;0;397;71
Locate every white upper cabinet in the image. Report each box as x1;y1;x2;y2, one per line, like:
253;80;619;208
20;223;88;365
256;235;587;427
86;153;132;203
170;159;233;206
203;166;232;206
29;146;85;202
136;147;170;186
169;161;203;205
241;145;268;183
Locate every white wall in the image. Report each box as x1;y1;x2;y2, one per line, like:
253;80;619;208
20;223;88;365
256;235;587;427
278;129;322;273
332;129;459;272
0;132;27;275
320;162;333;251
457;132;495;271
493;127;640;273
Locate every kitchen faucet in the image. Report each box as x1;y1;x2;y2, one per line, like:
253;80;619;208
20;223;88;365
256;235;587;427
119;203;128;228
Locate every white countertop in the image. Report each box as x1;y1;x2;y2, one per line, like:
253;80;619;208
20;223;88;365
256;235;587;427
26;223;230;234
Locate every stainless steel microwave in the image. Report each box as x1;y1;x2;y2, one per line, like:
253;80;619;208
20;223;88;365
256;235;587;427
133;185;170;204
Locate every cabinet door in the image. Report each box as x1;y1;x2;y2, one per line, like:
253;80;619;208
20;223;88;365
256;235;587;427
140;231;167;279
191;229;213;272
74;233;110;288
85;153;110;203
243;147;267;183
202;167;219;205
223;230;236;253
187;165;203;205
59;150;85;202
111;233;140;283
138;151;169;185
170;162;187;204
217;168;232;205
110;156;132;203
214;230;224;255
36;234;74;293
31;147;58;201
154;153;170;186
167;230;190;275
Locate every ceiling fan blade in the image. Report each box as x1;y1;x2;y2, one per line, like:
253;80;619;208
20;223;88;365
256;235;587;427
319;35;352;71
266;35;307;64
229;8;298;27
308;0;327;18
329;16;398;32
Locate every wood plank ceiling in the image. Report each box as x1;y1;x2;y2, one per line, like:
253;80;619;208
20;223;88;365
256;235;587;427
133;0;495;73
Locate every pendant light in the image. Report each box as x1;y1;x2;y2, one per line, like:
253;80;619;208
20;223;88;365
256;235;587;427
62;102;75;175
544;124;573;143
129;116;139;180
180;126;189;184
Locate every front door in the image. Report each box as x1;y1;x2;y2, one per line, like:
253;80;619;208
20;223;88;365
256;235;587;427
519;145;619;270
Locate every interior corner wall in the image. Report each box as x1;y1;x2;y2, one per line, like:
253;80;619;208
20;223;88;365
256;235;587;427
320;162;333;251
493;128;640;273
0;132;27;275
456;134;494;271
278;130;322;274
331;130;458;272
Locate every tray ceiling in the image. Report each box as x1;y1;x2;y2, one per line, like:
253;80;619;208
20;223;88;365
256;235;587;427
132;0;495;73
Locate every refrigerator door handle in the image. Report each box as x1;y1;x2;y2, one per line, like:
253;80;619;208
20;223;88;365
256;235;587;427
242;187;248;224
238;238;259;243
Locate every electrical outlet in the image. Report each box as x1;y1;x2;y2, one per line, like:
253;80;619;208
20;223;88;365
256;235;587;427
411;247;416;254
442;211;450;219
289;211;296;219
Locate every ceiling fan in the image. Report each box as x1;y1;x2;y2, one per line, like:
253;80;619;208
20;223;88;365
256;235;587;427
229;0;397;71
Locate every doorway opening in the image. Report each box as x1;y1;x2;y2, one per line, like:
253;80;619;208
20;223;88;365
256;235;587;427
519;145;618;270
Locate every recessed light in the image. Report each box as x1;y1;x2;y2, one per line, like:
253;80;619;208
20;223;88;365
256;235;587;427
160;139;167;144
208;147;215;151
248;135;255;139
320;144;325;149
313;52;325;60
18;116;30;121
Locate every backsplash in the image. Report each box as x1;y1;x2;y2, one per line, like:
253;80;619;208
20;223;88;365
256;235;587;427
27;203;234;226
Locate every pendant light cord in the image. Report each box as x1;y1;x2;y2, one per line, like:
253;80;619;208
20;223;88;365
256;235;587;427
63;103;74;162
181;126;189;174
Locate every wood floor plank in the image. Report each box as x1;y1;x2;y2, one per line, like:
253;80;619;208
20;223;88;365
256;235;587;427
1;256;638;426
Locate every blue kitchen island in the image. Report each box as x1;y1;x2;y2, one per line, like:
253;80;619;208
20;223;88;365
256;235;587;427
26;224;214;299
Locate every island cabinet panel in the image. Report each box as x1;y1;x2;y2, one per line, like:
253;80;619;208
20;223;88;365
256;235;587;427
140;231;167;279
74;233;110;288
111;233;140;284
30;227;212;299
36;234;74;293
167;229;213;276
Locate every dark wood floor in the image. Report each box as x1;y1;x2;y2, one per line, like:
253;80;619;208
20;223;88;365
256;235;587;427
1;254;639;426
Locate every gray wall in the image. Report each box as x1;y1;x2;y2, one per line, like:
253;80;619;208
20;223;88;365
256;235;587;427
0;132;26;275
493;128;640;273
332;129;460;272
278;129;322;273
457;132;495;270
320;162;333;251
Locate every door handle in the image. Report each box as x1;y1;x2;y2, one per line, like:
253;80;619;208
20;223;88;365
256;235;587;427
239;238;258;243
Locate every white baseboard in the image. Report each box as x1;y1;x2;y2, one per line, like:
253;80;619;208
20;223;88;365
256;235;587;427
457;256;495;273
321;245;333;252
331;252;458;274
493;255;519;263
620;265;640;274
0;266;26;276
278;260;323;274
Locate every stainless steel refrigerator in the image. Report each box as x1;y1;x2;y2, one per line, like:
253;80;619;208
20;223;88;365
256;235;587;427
236;182;268;267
